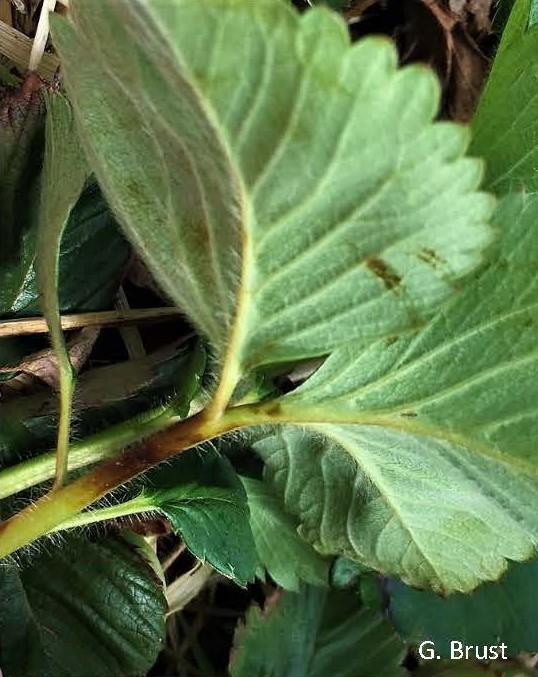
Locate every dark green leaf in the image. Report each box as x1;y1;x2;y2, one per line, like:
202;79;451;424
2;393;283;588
0;75;44;265
230;585;406;677
0;532;166;677
388;559;538;658
7;183;130;317
140;448;258;586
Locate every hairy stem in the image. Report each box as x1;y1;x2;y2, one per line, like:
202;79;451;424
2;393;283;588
52;360;74;489
0;405;179;500
49;496;151;533
0;406;265;559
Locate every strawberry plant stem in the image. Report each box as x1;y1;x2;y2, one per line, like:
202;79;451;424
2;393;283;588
0;405;180;500
0;407;258;558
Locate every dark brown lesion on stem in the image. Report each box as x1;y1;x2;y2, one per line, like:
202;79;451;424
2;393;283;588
0;410;232;554
83;411;224;494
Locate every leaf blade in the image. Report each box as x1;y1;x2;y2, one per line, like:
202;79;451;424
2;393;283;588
0;533;166;677
254;194;538;593
230;585;406;677
241;476;330;591
52;0;493;409
389;558;538;658
140;448;258;586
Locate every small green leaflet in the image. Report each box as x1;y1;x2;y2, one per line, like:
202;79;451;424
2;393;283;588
142;450;258;585
230;585;406;677
0;533;166;677
241;476;330;591
66;448;258;586
255;193;538;594
388;558;538;658
52;0;492;410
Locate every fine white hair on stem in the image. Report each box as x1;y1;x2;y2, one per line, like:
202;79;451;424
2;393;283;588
28;0;57;72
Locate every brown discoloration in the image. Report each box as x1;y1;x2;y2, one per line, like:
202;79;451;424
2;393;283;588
87;412;219;494
262;401;283;419
0;72;44;127
385;335;399;347
366;257;401;292
0;410;231;556
417;248;446;269
400;411;418;418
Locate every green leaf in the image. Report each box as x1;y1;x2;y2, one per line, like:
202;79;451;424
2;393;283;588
0;180;130;390
230;585;406;677
0;532;166;677
388;559;538;657
0;184;129;325
52;0;492;409
5;183;130;317
146;450;257;585
0;75;44;265
0;80;46;371
254;193;538;594
37;93;89;486
144;450;257;585
472;0;538;191
241;476;330;591
66;448;257;586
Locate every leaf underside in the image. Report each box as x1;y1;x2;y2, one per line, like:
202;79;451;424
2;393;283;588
52;0;492;387
256;193;538;594
47;0;516;596
241;476;330;591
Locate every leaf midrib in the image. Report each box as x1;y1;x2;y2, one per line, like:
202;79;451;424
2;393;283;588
141;0;257;410
264;403;538;478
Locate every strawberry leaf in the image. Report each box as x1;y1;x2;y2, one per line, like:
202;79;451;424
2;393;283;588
51;0;493;411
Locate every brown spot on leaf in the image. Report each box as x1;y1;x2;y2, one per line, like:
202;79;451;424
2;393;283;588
366;257;401;292
385;335;399;347
401;411;418;418
417;248;446;269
